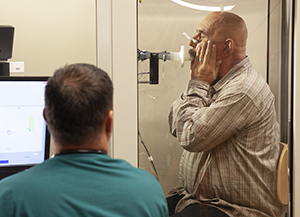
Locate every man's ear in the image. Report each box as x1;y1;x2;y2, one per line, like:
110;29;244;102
222;38;234;57
43;108;48;123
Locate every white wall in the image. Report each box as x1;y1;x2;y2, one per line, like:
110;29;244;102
1;0;96;76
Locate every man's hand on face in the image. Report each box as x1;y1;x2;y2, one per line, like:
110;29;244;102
190;40;222;85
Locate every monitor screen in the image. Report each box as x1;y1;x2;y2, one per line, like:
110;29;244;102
0;76;50;180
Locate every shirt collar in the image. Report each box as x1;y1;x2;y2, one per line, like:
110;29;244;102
213;56;251;92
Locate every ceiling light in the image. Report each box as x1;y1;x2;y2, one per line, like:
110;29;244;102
171;0;235;12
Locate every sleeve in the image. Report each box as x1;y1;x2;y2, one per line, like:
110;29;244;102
168;79;257;152
168;79;211;137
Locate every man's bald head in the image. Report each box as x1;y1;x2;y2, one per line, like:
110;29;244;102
200;11;248;48
193;12;248;79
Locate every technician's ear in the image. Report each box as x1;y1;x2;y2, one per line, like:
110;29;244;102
43;108;48;123
222;38;234;57
105;110;113;138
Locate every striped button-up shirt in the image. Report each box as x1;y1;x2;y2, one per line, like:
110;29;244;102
168;57;287;217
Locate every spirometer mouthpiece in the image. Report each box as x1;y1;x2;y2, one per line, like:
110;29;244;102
169;45;194;67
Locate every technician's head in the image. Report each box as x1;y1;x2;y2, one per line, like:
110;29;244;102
44;63;113;148
192;11;248;78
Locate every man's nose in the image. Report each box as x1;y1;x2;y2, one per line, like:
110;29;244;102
193;34;199;40
194;33;202;42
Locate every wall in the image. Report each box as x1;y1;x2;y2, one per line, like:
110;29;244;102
0;0;96;77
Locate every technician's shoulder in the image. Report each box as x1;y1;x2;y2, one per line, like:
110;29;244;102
113;157;162;188
0;157;57;194
112;158;169;217
0;167;36;217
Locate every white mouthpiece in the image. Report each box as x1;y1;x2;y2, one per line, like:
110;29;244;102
169;45;194;68
182;32;198;44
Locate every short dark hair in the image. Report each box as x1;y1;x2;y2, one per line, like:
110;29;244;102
45;63;113;145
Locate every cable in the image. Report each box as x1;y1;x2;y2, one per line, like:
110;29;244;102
138;131;159;181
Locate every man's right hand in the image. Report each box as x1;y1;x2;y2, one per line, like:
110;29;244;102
190;40;222;85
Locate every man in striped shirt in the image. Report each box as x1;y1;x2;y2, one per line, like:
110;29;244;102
167;11;287;217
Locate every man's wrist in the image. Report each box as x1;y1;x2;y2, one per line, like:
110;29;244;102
189;79;210;88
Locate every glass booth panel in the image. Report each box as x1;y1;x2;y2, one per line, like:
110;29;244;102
138;0;289;213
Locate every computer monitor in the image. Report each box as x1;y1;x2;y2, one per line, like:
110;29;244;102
0;76;50;180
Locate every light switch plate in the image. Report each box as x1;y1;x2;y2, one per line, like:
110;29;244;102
10;61;25;73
